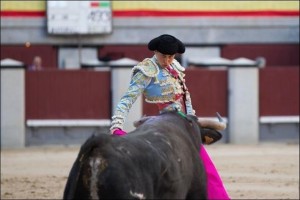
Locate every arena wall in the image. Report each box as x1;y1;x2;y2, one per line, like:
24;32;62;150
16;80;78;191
1;1;299;146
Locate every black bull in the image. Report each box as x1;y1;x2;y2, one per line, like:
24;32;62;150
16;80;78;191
63;112;207;199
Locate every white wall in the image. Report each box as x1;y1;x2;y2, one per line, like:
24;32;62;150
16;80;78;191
1;68;25;148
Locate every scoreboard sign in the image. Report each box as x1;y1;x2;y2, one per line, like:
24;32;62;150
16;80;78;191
47;1;112;34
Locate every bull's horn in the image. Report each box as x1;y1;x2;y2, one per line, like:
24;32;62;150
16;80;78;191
216;112;224;122
198;112;226;131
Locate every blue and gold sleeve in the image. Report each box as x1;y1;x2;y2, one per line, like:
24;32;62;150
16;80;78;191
110;71;151;130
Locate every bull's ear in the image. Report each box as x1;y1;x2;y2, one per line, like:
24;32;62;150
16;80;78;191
186;114;198;122
201;128;222;145
133;116;155;127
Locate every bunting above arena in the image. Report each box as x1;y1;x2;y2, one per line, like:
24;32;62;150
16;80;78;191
1;1;299;17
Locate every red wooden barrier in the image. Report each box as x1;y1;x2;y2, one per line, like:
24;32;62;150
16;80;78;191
25;67;299;121
25;70;111;119
186;68;228;117
259;67;299;116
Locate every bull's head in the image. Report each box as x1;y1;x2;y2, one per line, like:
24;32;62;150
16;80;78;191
133;112;226;145
198;112;226;145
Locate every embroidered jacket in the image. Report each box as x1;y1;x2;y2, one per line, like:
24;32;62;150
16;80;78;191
110;56;195;130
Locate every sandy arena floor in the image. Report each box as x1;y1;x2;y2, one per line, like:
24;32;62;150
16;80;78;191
1;142;299;199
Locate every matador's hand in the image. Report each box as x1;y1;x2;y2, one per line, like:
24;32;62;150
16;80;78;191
111;128;127;136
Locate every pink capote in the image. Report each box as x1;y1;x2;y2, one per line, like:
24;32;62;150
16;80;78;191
200;145;230;200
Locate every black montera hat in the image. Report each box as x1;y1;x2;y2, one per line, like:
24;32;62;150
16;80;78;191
148;34;185;55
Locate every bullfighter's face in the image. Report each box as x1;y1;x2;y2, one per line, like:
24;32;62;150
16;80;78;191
154;51;176;68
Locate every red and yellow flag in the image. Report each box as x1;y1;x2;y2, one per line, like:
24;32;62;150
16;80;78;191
1;1;299;17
